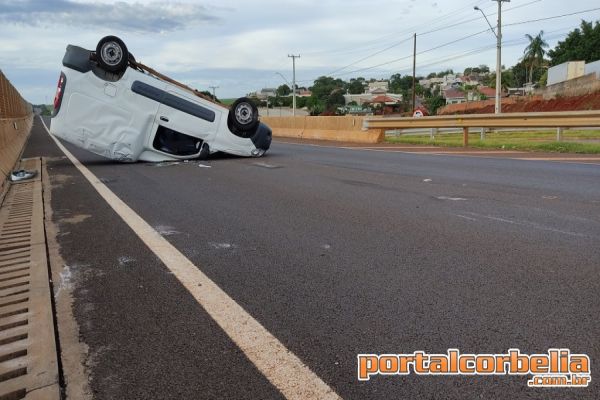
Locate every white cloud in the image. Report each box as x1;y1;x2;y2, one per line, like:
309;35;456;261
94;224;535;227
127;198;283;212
0;0;220;33
0;0;599;102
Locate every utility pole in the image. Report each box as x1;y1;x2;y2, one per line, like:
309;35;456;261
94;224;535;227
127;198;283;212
209;85;219;100
412;33;417;113
494;0;509;114
474;1;509;114
288;54;300;116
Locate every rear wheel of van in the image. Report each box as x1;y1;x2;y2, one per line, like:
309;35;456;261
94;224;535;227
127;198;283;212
96;36;129;73
228;97;259;138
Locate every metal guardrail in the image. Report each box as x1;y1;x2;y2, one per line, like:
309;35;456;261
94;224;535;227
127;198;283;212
364;110;600;146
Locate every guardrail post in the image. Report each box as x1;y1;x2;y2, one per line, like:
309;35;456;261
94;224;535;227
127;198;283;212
556;127;563;142
430;128;437;140
480;128;486;141
463;127;469;147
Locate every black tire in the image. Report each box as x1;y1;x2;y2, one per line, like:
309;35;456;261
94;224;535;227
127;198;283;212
197;142;210;160
96;36;129;73
227;97;259;138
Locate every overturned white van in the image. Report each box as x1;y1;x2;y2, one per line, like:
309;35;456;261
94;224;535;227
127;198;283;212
51;36;271;162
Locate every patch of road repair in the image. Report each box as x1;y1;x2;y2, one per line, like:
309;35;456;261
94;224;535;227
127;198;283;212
436;196;468;201
41;117;340;399
60;213;91;224
154;225;180;236
208;242;236;250
253;161;282;169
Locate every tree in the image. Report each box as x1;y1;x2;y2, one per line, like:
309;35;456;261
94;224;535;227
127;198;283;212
389;74;413;94
523;30;549;84
276;84;291;96
308;76;346;114
478;64;490;74
424;95;445;115
436;69;454;78
548;20;600;66
485;70;515;90
346;79;365;94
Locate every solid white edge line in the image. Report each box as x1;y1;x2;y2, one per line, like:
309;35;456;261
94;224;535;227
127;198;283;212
39;117;340;400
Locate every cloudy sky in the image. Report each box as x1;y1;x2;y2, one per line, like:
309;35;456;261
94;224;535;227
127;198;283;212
0;0;599;103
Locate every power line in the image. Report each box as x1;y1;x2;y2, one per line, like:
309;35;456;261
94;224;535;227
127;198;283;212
301;1;491;57
505;7;600;27
299;0;547;83
323;36;414;77
419;0;542;36
300;6;599;83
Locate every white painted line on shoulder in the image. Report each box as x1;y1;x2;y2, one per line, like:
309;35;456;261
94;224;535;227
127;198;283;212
40;117;340;400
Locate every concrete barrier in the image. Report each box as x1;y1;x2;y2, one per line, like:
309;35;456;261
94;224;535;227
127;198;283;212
0;70;34;198
260;116;384;143
261;116;305;139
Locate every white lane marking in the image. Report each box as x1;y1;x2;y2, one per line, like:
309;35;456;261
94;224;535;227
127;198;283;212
436;196;468;201
464;211;586;238
454;214;477;221
423;178;432;182
41;117;340;400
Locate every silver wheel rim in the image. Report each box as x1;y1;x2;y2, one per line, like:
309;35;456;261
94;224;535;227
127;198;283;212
235;103;254;125
101;41;123;66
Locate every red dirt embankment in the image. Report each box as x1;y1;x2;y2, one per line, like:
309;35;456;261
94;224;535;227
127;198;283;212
438;92;600;115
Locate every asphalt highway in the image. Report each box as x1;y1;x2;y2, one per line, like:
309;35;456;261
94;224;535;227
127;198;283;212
23;117;599;399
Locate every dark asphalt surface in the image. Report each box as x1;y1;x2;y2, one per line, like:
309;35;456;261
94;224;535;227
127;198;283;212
26;117;599;399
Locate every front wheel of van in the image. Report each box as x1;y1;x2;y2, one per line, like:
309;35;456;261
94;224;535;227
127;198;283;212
96;36;129;73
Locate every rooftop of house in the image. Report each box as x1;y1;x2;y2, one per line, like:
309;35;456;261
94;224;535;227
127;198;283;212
477;86;496;98
444;88;465;99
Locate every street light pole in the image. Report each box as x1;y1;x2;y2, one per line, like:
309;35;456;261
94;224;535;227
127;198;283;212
288;54;300;116
475;1;509;114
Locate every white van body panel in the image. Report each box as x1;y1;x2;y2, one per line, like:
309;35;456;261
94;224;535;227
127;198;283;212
50;47;270;162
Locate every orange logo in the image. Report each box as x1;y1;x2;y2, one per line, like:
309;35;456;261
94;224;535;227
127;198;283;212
357;349;591;387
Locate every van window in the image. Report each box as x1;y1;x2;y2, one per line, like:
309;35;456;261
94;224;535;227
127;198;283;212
153;125;202;156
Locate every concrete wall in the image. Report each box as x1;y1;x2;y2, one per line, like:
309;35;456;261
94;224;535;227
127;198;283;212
543;73;600;99
548;61;586;86
585;60;600;78
261;116;384;143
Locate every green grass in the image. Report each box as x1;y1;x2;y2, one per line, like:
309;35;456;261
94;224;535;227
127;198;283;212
386;130;600;154
219;98;236;106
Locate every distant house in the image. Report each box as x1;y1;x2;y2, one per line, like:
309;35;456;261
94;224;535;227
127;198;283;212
368;80;389;93
476;86;496;99
343;93;373;105
296;88;312;97
256;88;276;100
443;88;465;105
369;87;387;95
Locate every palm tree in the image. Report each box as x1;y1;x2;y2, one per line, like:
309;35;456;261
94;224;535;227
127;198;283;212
523;31;549;84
